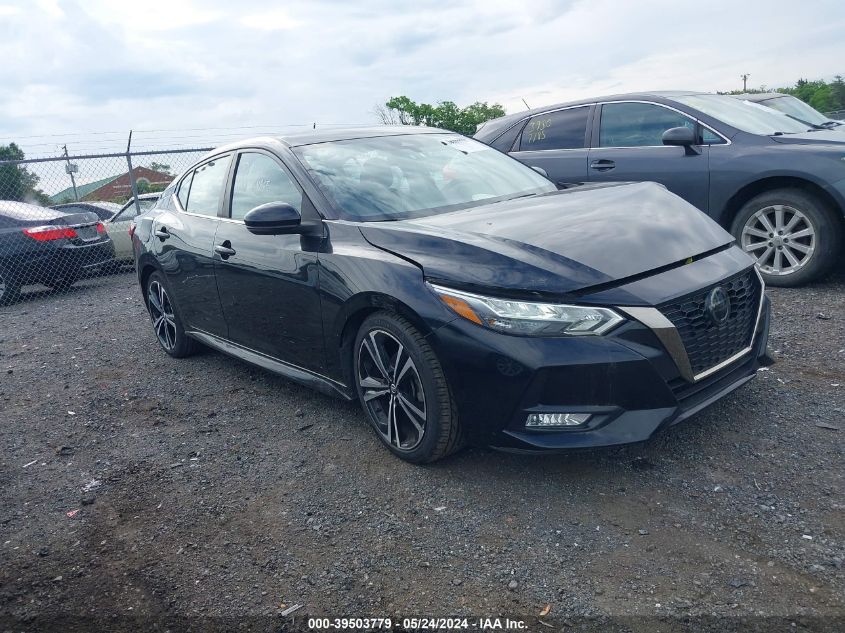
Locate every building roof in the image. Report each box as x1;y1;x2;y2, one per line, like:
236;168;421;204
50;174;119;203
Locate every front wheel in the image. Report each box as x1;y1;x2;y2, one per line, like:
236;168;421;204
354;312;462;464
145;271;197;358
731;188;842;287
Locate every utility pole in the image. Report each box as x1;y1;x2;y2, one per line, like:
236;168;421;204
126;130;141;215
62;145;79;202
741;73;750;92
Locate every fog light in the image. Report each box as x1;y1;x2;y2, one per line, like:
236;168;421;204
525;413;591;428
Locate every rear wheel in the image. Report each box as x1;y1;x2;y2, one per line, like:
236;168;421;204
354;312;462;464
731;188;842;287
0;269;21;306
145;271;197;358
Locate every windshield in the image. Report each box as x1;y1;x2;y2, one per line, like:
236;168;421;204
293;133;556;222
674;94;810;135
762;95;830;126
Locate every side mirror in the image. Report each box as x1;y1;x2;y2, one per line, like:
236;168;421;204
243;202;302;235
662;127;700;155
530;165;548;178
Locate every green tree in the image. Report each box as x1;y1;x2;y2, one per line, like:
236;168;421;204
829;76;845;111
148;161;173;176
377;96;506;135
0;143;50;205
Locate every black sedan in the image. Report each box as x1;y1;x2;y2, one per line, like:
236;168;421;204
0;201;114;304
474;91;845;286
132;128;772;463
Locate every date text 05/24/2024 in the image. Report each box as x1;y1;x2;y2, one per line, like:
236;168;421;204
307;617;528;630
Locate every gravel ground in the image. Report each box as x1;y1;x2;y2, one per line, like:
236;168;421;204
1;267;843;633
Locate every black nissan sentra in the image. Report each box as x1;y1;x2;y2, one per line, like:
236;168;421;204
132;127;772;463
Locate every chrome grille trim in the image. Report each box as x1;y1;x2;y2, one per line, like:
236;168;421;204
619;267;765;384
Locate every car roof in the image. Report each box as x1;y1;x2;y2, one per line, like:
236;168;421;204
733;93;788;102
212;126;450;153
475;90;712;137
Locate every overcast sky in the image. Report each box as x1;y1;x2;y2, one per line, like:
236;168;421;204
1;0;844;157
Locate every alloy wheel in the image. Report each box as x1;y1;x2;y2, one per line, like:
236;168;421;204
357;329;427;452
741;204;816;276
147;280;177;351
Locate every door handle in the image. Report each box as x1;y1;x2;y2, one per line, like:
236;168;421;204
589;159;616;171
154;227;170;240
214;241;236;259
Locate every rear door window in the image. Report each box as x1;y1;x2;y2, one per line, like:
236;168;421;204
176;172;193;209
518;107;589;151
184;156;230;217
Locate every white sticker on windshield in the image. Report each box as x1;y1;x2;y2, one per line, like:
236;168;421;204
440;135;489;153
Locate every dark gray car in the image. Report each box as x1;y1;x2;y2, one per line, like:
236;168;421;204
474;91;845;286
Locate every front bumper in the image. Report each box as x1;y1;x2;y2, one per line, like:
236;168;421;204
429;279;771;453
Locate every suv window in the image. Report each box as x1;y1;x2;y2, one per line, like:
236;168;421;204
702;127;726;145
490;122;525;152
230;153;303;220
184;156;230;217
518;107;589;151
599;102;695;147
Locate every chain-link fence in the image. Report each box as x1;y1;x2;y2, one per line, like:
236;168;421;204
0;147;211;305
825;109;845;120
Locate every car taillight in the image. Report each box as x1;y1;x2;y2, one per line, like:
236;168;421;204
96;222;106;234
23;226;78;241
128;223;136;239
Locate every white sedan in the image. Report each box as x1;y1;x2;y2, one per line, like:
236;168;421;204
107;193;160;261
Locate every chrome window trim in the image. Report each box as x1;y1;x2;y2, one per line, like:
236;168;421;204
618;267;765;383
507;99;731;153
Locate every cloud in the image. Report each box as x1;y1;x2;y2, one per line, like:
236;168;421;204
240;9;303;31
0;0;843;158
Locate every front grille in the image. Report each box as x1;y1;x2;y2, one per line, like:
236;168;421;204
660;269;761;377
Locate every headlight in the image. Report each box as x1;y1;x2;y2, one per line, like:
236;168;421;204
430;283;624;336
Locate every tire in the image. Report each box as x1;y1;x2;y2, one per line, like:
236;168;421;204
730;188;842;287
145;271;198;358
0;269;21;306
353;312;462;464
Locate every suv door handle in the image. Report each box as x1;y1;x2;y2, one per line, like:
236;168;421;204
214;241;236;259
154;227;170;240
589;159;616;171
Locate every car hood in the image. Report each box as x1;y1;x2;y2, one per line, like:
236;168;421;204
770;130;845;144
359;182;734;296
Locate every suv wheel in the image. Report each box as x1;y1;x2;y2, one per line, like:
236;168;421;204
145;272;197;358
731;188;842;287
354;312;462;463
